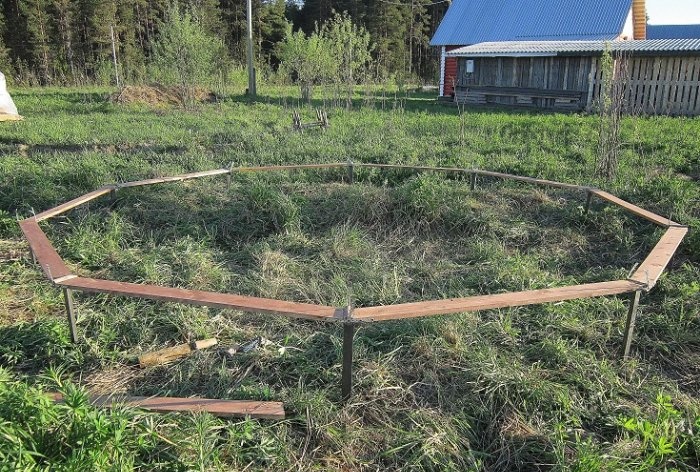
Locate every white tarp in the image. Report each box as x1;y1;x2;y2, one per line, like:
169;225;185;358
0;72;18;115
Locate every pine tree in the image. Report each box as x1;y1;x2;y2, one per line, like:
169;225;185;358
19;0;54;83
49;0;77;82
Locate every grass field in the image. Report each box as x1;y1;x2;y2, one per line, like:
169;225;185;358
0;86;699;471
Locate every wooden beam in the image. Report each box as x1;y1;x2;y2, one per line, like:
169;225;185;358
57;277;339;321
590;190;676;227
18;218;71;280
117;169;230;189
48;393;285;419
472;169;586;190
356;163;587;191
357;163;466;173
354;280;641;322
231;163;344;173
629;226;688;289
34;187;115;222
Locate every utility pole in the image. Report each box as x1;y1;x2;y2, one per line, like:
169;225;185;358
246;0;256;96
110;25;121;88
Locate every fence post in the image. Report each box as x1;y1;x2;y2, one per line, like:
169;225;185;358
63;288;78;343
470;172;477;191
342;321;356;401
585;190;594;214
621;290;641;359
226;162;234;191
347;161;355;185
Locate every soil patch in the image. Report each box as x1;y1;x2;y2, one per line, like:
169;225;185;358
111;85;216;106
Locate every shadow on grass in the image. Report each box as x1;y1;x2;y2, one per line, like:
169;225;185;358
0;319;89;374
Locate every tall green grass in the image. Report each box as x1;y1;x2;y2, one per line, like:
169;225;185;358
0;87;698;470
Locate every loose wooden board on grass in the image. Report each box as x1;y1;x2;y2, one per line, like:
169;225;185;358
48;392;285;419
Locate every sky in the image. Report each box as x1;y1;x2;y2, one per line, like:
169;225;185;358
647;0;700;25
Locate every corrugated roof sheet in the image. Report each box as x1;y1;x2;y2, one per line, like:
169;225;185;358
647;24;700;39
446;39;700;57
430;0;632;46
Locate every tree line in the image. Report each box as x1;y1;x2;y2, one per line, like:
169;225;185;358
0;0;448;86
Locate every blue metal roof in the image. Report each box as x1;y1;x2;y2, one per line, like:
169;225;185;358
647;24;700;39
446;39;700;57
431;0;633;46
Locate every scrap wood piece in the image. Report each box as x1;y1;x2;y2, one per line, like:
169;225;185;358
48;392;285;419
139;338;218;368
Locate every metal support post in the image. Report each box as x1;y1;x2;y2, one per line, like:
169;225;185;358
584;190;593;214
342;322;356;401
621;290;641;359
63;288;78;343
246;0;256;97
347;161;355;185
470;173;477;191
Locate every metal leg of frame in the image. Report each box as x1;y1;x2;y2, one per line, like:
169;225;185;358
341;323;356;401
470;173;477;191
347;161;355;185
621;290;641;359
63;288;78;344
584;191;593;215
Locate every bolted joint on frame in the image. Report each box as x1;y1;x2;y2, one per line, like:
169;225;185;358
333;301;356;323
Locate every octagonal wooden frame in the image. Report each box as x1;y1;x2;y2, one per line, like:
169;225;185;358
19;163;688;399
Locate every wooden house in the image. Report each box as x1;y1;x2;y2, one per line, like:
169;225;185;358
447;39;700;115
431;0;648;98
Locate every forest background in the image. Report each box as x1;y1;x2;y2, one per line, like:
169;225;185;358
0;0;448;86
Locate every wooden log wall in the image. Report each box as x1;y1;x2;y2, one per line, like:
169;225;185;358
455;54;700;116
457;57;593;92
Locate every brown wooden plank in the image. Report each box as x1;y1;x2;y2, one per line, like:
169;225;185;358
472;169;585;190
232;163;344;173
590;190;676;227
630;226;688;289
354;280;640;322
58;277;339;321
356;164;587;191
48;393;284;419
19;218;71;280
118;169;230;188
34;186;115;222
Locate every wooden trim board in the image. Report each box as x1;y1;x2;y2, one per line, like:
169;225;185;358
356;163;586;191
472;169;586;190
591;190;676;227
58;277;339;321
118;169;230;189
18;218;71;280
34;186;115;222
354;280;641;321
231;163;344;173
48;393;285;419
629;226;688;289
